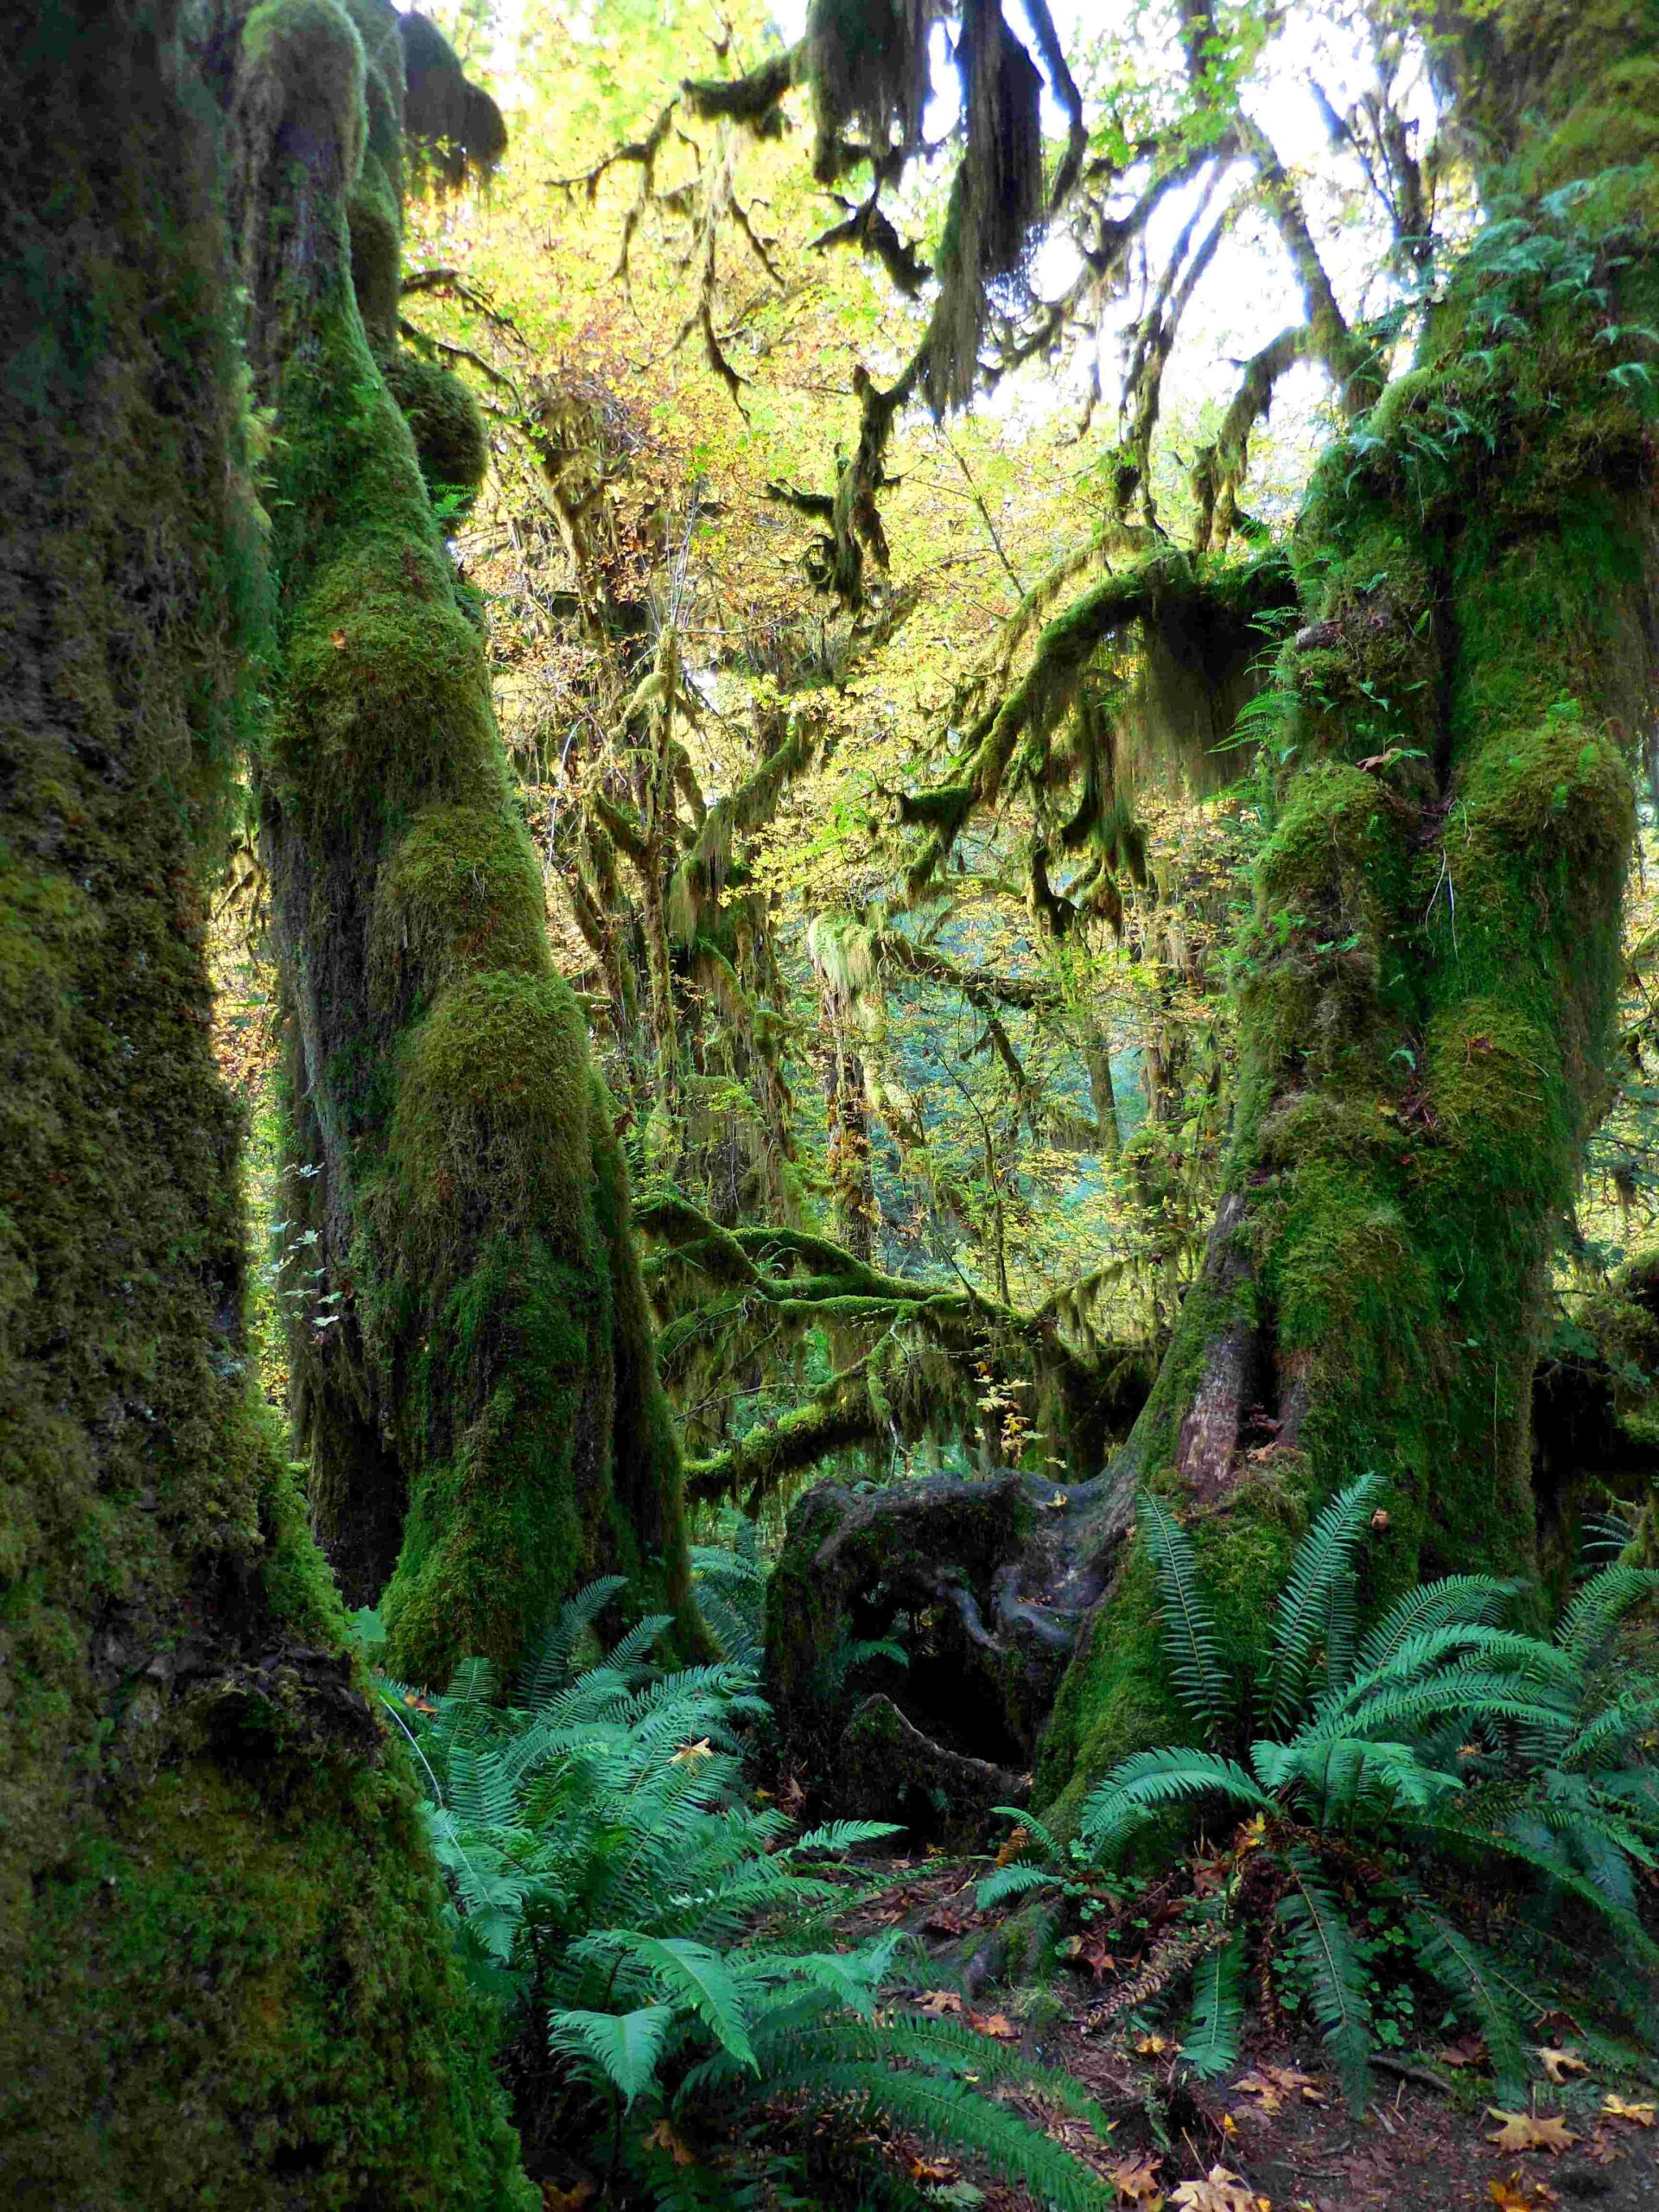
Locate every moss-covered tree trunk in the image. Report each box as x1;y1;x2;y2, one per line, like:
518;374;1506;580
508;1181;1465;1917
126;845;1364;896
1039;0;1659;1821
239;0;691;1682
0;3;530;2197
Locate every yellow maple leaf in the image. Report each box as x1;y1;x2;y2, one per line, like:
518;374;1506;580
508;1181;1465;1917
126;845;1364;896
1489;2177;1559;2209
670;1737;714;1764
1602;2094;1656;2126
1484;2109;1579;2154
1170;2165;1262;2212
1535;2045;1586;2084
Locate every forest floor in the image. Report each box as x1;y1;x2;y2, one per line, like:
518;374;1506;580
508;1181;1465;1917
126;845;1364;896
838;1854;1659;2212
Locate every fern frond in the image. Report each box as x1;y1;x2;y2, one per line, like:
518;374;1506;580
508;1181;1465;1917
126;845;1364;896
593;1933;758;2069
1407;1910;1538;2106
519;1575;629;1702
1557;1565;1659;1664
1182;1925;1246;2079
604;1613;676;1674
788;1820;904;1857
1268;1475;1386;1727
548;2004;674;2105
1357;1575;1522;1672
773;2063;1114;2211
1279;1850;1373;2110
1080;1747;1272;1855
1137;1490;1229;1738
975;1863;1066;1909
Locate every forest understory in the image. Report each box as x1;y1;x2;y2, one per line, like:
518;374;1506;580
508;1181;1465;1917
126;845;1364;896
10;0;1659;2205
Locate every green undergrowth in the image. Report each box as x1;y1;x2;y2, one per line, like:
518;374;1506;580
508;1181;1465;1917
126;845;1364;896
359;1569;1121;2209
1005;1480;1659;2113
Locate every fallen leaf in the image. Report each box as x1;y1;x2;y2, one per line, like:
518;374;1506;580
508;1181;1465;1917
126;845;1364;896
1235;2072;1284;2114
671;1738;713;1765
1170;2166;1262;2212
917;1989;963;2015
1485;2110;1580;2154
1536;2046;1586;2085
541;2186;594;2211
645;2119;694;2167
907;2152;957;2182
967;2010;1019;2041
995;1828;1031;1866
329;628;347;651
1262;2063;1325;2103
1602;2094;1656;2126
1489;2177;1559;2209
1134;2032;1170;2057
1434;2037;1484;2069
1107;2155;1166;2202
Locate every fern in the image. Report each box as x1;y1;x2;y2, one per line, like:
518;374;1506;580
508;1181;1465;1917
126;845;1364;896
1557;1564;1659;1664
384;1579;1116;2206
1267;1475;1385;1726
1406;1910;1539;2106
548;2004;674;2105
1040;1512;1659;2110
1181;1925;1246;2079
1279;1852;1373;2110
975;1862;1067;1909
1357;1575;1521;1671
1137;1490;1229;1736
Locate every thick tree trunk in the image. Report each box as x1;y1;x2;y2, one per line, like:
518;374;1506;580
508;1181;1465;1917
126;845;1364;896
241;0;692;1682
766;3;1659;1839
1038;0;1659;1821
0;4;529;2198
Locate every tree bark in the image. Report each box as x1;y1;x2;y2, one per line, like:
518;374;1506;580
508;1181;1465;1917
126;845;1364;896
241;0;692;1683
0;3;530;2197
762;3;1659;1837
1037;0;1659;1821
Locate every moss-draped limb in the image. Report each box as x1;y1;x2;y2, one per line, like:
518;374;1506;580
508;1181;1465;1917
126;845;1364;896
241;0;690;1681
0;5;528;2196
905;545;1296;889
643;1192;1152;1501
1037;2;1659;1828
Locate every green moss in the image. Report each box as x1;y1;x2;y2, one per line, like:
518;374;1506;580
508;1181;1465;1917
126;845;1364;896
384;349;489;508
372;805;549;1014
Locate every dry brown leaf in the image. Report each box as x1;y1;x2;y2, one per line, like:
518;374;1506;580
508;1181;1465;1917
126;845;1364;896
670;1738;713;1766
907;2153;957;2182
541;2185;594;2211
644;2119;694;2167
1107;2155;1166;2202
1535;2045;1587;2084
1602;2094;1656;2126
968;2010;1019;2040
1170;2166;1266;2212
1134;2032;1170;2057
917;1989;963;2015
1484;2110;1580;2154
1434;2037;1484;2069
1489;2177;1559;2209
1234;2071;1283;2113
